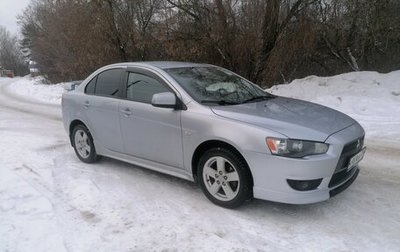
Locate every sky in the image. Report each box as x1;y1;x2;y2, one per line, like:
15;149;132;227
0;0;31;35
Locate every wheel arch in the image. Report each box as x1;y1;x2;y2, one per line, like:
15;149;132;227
191;140;254;187
69;119;87;146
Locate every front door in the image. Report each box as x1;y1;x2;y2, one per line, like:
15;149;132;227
119;70;183;168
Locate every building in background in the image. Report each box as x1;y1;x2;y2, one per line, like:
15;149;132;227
28;60;40;76
0;65;15;78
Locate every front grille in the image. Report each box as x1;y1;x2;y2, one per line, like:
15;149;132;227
342;137;364;154
329;167;357;188
329;136;364;188
330;169;359;198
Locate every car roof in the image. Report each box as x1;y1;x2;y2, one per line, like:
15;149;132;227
107;61;211;70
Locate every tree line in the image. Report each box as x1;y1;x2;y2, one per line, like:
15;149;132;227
18;0;400;87
0;26;28;76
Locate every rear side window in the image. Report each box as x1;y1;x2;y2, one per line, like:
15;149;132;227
126;72;169;103
85;68;122;96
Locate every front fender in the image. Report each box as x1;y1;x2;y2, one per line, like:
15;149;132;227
181;107;286;174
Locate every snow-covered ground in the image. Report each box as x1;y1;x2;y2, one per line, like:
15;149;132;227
4;75;67;105
0;73;399;252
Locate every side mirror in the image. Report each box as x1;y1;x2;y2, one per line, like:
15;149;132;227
151;92;177;109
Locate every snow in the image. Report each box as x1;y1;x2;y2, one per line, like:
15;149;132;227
0;73;400;251
267;71;400;142
4;75;67;105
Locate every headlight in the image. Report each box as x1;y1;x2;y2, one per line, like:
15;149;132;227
266;137;329;158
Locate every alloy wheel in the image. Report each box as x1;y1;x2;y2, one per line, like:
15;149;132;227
74;129;91;159
202;156;240;201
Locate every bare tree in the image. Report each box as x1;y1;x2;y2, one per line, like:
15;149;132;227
17;0;400;85
0;26;28;76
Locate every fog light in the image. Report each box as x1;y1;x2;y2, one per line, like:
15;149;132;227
287;179;323;191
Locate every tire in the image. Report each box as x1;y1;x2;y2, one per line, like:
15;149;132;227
71;124;100;163
197;147;253;208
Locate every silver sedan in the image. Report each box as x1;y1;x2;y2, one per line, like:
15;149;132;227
62;62;366;208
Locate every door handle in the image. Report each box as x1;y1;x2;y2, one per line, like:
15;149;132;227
83;101;90;108
120;108;132;117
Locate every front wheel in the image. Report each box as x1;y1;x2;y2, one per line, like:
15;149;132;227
197;148;252;208
72;125;100;163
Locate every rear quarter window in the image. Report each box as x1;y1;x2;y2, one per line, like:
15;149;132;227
85;77;96;94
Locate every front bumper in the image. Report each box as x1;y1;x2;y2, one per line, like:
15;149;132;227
246;123;365;204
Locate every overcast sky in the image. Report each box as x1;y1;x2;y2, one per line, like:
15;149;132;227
0;0;31;35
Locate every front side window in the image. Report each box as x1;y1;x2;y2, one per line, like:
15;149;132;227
126;72;169;103
85;68;122;96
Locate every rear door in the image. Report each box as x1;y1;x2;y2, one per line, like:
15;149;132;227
119;68;184;168
83;68;124;153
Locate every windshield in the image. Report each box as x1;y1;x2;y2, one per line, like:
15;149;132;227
165;66;271;105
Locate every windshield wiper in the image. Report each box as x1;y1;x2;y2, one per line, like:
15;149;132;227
200;100;240;105
241;94;275;104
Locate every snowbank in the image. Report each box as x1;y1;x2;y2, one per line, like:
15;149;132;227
4;75;68;105
267;71;400;142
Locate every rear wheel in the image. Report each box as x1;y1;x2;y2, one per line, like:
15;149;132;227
72;125;100;163
198;148;252;208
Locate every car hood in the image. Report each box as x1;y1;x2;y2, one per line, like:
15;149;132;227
211;97;356;142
